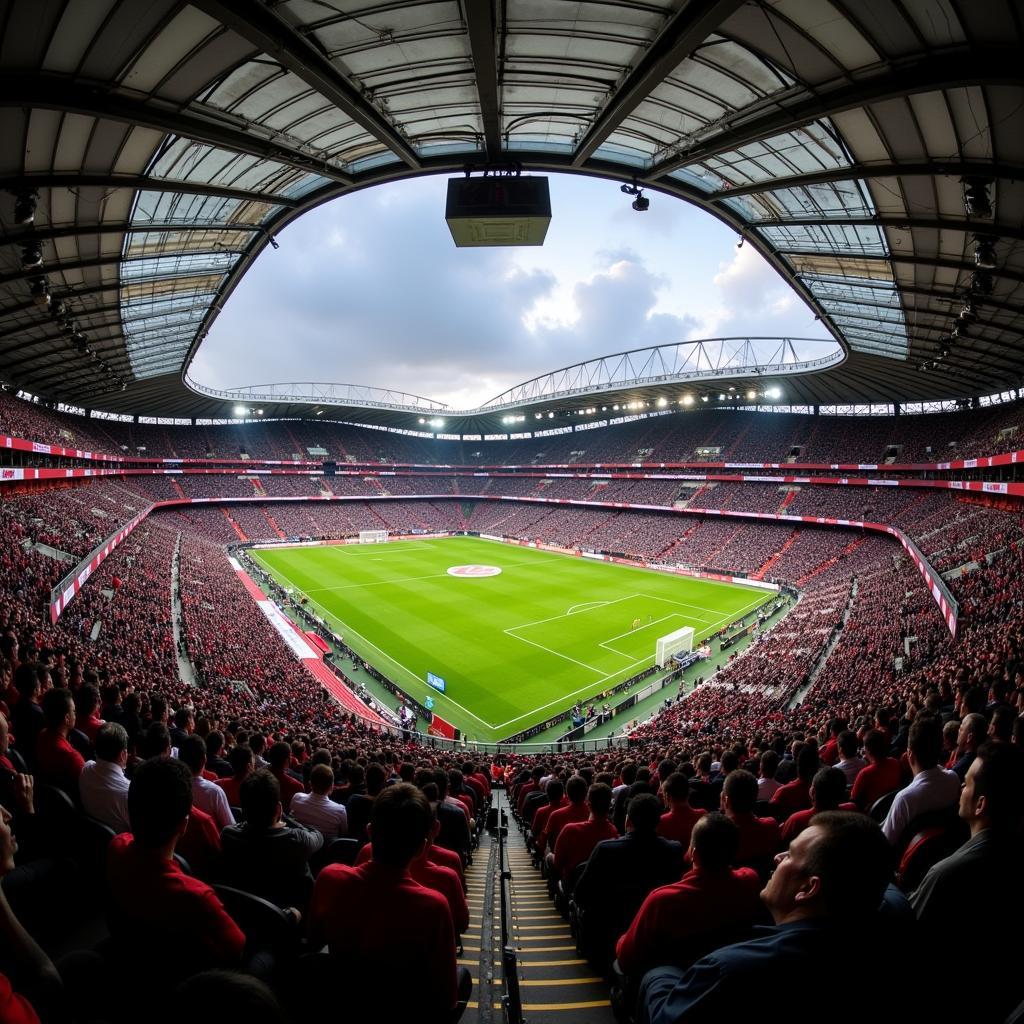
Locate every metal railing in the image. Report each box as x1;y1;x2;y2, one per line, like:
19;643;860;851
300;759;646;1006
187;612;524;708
493;798;523;1024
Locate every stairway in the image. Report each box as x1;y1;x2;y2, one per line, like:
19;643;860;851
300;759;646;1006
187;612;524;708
221;507;247;541
778;488;799;512
466;792;614;1024
752;527;799;579
261;508;286;539
169;479;186;499
797;535;868;586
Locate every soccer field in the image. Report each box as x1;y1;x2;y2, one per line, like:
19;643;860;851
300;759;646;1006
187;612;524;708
250;536;772;742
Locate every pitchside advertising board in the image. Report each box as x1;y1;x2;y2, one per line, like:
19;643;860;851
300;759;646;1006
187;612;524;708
427;671;447;694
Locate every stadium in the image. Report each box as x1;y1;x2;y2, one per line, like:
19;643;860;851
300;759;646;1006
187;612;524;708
0;2;1022;1022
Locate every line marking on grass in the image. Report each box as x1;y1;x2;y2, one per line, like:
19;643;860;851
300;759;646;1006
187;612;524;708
507;594;639;632
566;600;609;615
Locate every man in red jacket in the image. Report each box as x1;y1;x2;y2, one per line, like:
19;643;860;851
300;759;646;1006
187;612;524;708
551;783;617;884
541;775;589;863
721;770;781;863
309;783;471;1023
657;772;705;848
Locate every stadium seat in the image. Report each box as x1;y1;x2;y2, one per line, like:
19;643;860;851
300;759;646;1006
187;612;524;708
310;837;361;874
868;790;900;823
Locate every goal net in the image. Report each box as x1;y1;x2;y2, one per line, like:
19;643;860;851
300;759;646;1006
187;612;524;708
656;625;694;668
358;529;388;544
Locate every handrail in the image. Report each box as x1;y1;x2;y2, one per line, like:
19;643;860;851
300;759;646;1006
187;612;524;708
495;797;523;1024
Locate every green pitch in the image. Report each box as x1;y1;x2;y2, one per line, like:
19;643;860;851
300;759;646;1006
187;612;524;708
250;536;772;742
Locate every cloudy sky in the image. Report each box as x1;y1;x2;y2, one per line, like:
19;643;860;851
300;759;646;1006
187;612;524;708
193;173;832;408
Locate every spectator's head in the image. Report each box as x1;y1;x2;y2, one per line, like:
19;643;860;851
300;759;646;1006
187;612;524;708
41;687;75;735
95;722;129;766
141;722;171;760
662;771;690;806
13;664;40;702
172;970;287;1024
74;684;100;719
545;779;564;805
624;793;661;835
586;783;613;818
762;812;892;924
837;731;859;760
957;712;987;753
367;783;433;868
565;775;587;805
266;741;291;772
690;812;739;872
796;745;820;782
620;762;638;786
309;764;334;796
721;769;758;817
173;707;194;734
863;729;889;763
960;741;1024;834
228;744;254;779
759;750;779;780
206;731;225;759
128;757;193;851
178;735;207;776
809;767;847;812
240;769;282;831
908;715;943;772
989;706;1015;743
719;750;740;776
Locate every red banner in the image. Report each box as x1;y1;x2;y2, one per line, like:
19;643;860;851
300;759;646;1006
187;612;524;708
427;713;457;739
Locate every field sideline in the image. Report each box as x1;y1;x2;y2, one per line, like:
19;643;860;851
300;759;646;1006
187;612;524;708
250;536;773;742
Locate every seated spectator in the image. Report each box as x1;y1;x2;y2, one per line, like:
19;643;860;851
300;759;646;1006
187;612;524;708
204;732;232;779
616;812;763;978
573;794;686;968
780;768;851;844
756;750;782;802
10;667;43;769
911;742;1024;1023
215;745;254;808
171;971;287;1024
639;813;904;1024
179;736;234;831
34;689;84;795
551;782;617;885
721;770;781;864
79;723;130;833
529;780;566;855
657;772;705;848
833;730;866;788
0;800;65;1024
308;783;470;1023
769;746;818;817
221;769;322;914
946;712;985;781
881;716;960;846
851;729;903;811
290;764;348;840
265;741;303;812
540;775;589;861
106;758;245;981
72;685;104;745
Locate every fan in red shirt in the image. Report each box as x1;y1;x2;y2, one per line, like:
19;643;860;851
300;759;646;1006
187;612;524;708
770;746;819;818
780;768;858;845
530;779;567;856
851;729;905;811
106;757;244;986
722;770;781;863
309;783;471;1023
657;772;705;848
540;776;590;862
616;812;765;978
215;745;255;809
34;689;84;795
266;741;303;812
551;783;618;884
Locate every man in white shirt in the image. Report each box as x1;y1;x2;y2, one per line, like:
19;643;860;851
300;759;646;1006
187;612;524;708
834;730;867;789
756;750;783;801
882;716;960;845
79;722;131;833
178;736;234;831
290;764;348;839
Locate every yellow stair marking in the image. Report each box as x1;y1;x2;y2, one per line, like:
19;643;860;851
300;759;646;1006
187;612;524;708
514;958;586;966
519;977;603;986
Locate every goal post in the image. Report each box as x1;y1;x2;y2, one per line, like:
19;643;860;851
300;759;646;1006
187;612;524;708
358;529;388;544
656;625;694;668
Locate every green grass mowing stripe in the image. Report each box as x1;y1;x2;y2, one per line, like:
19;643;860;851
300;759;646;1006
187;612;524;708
250;537;773;741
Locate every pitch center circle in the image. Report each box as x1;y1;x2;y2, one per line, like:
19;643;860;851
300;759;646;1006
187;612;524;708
447;564;502;578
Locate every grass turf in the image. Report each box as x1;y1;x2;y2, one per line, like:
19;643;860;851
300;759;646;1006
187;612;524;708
250;536;772;742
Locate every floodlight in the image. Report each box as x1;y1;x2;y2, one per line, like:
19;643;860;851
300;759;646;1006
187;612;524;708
768;386;782;399
746;389;757;400
681;395;694;406
234;405;247;416
963;178;993;220
700;395;709;402
418;417;425;424
631;194;649;212
971;270;994;295
12;190;37;226
974;238;997;270
29;277;50;307
20;242;43;270
656;396;668;407
547;412;554;418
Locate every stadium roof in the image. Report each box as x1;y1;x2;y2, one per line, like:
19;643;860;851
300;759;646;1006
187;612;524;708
1;0;1022;430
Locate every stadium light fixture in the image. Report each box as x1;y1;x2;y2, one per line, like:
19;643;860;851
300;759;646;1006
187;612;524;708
974;237;998;270
768;387;782;399
718;394;726;400
746;389;757;400
681;395;694;406
20;242;43;270
12;190;37;226
29;277;50;307
548;412;554;418
963;178;993;220
233;405;247;416
656;396;668;408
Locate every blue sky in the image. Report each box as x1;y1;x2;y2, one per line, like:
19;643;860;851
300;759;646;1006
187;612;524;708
193;173;832;408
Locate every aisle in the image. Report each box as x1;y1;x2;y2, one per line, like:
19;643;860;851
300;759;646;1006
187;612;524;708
465;791;615;1024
